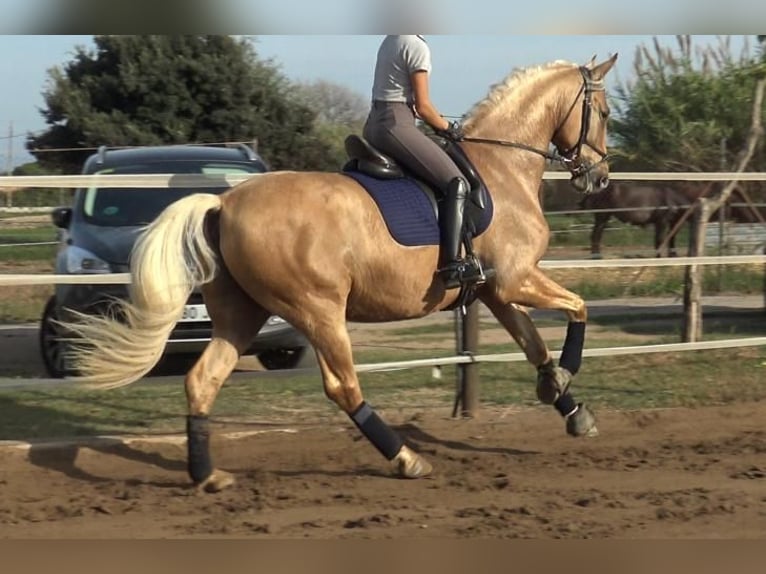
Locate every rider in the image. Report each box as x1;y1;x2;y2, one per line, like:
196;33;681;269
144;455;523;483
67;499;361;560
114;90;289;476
363;35;486;289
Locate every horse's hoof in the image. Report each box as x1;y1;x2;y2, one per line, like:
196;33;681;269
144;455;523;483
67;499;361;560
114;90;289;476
566;403;598;438
536;365;572;405
394;445;432;479
197;469;236;493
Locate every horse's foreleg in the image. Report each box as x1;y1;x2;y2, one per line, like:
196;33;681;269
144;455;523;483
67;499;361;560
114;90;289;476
590;213;609;258
306;312;432;479
485;270;597;437
185;272;269;492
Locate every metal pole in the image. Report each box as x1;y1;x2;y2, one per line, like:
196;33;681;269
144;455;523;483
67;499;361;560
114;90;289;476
451;308;464;418
461;302;480;417
452;302;480;418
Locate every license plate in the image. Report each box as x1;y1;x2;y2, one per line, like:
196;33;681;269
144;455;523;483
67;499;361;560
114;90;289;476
179;304;210;323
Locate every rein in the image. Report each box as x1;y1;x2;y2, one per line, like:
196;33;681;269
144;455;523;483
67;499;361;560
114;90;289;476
460;135;570;165
459;66;608;175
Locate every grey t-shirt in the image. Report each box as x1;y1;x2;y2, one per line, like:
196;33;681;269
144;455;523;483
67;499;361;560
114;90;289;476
371;35;432;105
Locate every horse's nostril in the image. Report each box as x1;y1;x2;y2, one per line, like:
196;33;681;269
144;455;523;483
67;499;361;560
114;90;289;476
598;177;609;190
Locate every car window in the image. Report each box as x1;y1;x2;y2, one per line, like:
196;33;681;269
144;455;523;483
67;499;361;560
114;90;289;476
81;161;262;226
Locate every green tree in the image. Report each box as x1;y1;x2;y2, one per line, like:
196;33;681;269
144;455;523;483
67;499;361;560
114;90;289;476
292;80;369;127
610;35;766;172
27;35;342;173
290;80;369;168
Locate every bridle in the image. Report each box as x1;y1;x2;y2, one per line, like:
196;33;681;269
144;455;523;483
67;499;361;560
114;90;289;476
460;66;608;184
554;66;608;179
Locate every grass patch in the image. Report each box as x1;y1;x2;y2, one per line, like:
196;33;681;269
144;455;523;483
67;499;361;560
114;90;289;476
0;231;57;322
0;227;58;243
589;308;766;339
546;213;694;250
475;347;766;409
548;265;764;299
1;347;764;441
0;261;55;324
0;227;58;262
386;319;561;340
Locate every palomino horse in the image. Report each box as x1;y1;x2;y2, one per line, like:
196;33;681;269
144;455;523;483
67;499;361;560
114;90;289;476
65;55;618;492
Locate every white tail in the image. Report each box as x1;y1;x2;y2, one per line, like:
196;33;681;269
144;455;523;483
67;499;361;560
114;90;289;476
62;193;222;389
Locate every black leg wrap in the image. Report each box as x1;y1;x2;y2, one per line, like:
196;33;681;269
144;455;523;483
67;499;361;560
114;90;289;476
554;393;578;418
187;415;213;484
350;402;403;461
559;322;586;375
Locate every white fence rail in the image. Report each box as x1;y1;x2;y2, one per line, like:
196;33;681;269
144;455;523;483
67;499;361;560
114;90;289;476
1;255;764;287
2;171;766;189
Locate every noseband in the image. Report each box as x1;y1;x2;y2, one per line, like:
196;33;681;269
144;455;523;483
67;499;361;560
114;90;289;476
460;65;608;182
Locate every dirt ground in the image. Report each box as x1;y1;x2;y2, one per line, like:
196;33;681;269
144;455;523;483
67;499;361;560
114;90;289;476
1;297;764;539
1;398;764;539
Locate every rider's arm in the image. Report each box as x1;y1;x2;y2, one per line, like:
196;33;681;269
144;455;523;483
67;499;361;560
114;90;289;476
411;71;450;132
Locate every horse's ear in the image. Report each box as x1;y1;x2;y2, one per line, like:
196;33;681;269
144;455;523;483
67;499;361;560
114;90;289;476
591;53;618;80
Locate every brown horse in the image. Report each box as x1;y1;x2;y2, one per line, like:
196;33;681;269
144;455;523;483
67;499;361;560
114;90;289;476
64;55;618;492
580;182;692;257
582;181;766;258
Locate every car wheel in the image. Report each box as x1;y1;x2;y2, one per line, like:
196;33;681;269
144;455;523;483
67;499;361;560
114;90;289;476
39;296;77;378
257;347;308;370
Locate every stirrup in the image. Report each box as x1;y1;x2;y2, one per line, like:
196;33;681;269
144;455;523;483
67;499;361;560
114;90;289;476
439;257;489;289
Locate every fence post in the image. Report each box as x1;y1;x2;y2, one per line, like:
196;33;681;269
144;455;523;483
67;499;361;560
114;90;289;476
452;302;480;418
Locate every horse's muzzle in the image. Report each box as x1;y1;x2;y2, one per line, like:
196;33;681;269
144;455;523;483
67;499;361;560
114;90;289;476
570;157;609;194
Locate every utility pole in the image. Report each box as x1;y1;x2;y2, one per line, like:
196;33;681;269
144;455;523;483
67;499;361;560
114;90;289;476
4;122;13;207
4;122;12;173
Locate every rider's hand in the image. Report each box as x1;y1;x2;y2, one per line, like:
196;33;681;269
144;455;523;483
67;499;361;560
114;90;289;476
436;120;464;142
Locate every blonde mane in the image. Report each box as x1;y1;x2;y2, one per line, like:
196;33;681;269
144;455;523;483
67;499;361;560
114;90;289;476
462;60;578;130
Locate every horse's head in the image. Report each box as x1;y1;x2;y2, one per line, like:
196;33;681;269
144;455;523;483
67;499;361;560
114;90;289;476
551;54;618;195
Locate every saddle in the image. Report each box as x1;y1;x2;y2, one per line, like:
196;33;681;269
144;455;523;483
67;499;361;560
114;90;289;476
342;135;490;236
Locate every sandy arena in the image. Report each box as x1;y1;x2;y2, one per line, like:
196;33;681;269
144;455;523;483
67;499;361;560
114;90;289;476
1;399;764;538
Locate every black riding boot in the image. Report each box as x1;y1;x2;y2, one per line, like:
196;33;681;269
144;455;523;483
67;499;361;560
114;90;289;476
438;177;486;289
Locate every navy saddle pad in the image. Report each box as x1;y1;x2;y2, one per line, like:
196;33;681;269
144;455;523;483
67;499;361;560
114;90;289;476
343;171;492;247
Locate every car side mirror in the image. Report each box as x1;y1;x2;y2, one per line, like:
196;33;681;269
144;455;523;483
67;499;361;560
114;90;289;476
51;206;72;229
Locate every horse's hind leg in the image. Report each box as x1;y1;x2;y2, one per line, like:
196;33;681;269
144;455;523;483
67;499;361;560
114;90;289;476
296;306;431;478
667;218;679;257
481;273;598;438
185;268;270;492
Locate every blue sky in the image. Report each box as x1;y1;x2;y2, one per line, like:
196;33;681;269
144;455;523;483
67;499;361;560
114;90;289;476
0;35;752;168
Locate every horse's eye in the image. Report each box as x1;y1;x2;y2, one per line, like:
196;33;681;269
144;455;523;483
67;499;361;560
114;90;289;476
599;108;610;120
